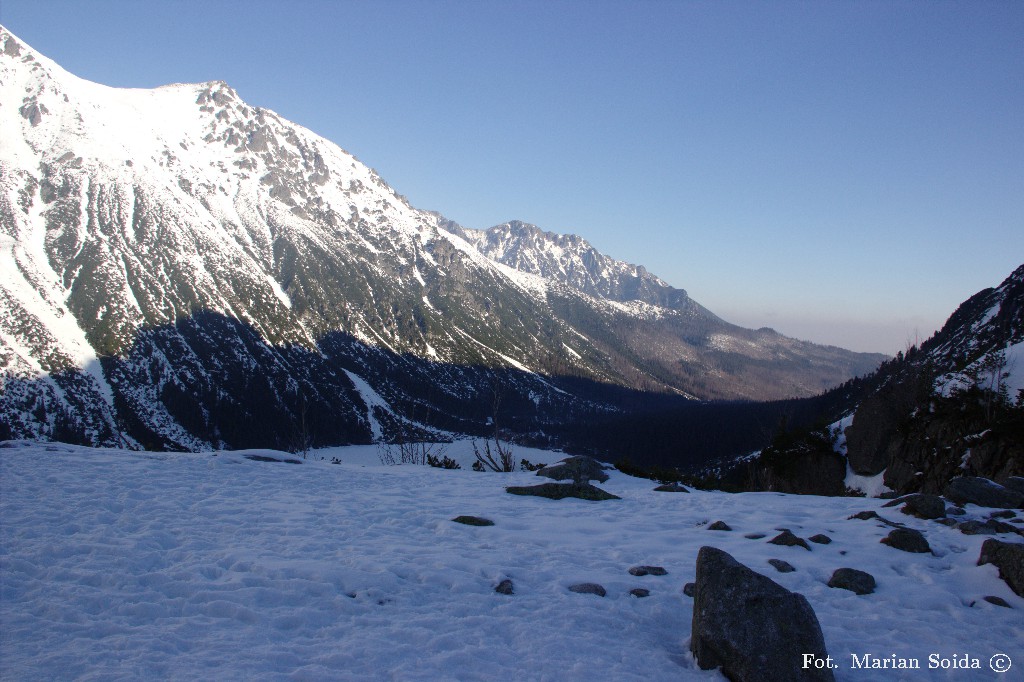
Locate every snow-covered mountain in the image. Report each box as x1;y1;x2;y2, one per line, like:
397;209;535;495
0;26;883;451
456;220;700;312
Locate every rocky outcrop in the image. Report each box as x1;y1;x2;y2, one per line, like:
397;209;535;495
845;381;919;476
690;546;833;681
944;477;1024;510
977;539;1024;596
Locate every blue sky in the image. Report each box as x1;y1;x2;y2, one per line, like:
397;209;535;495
3;1;1022;354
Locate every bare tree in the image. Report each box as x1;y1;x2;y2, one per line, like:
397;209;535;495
378;415;449;466
472;381;515;472
287;393;315;459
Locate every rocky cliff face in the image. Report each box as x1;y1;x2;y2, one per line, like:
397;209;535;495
0;26;883;451
729;264;1024;496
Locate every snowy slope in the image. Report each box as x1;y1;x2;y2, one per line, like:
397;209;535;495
1;441;1021;680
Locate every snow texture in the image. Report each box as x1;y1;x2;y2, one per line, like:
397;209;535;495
2;441;1021;680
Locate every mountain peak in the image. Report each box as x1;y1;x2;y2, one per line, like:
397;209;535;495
1;28;885;451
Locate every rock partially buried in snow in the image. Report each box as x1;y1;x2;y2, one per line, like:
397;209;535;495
536;456;609;484
767;559;795;573
977;539;1024;597
957;519;1019;536
768;530;810;550
505;482;620;501
628;565;667;577
452;515;494;526
707;520;732;531
568;582;606;597
897;494;946;520
828;568;876;595
690;546;834;681
653;482;690;492
944;477;1024;510
880;528;931;554
683;582;696;597
629;588;650;598
808;534;832;545
494;579;514;595
983;595;1011;608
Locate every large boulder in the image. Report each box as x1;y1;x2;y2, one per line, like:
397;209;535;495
944;477;1024;509
880;528;931;554
505;482;620;501
536;456;609;484
894;494;946;520
827;568;876;595
978;539;1024;597
690;546;834;681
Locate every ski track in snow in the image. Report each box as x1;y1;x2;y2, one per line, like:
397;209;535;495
1;441;1022;681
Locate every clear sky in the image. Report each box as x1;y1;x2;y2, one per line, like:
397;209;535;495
2;0;1022;354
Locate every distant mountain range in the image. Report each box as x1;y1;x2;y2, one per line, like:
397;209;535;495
0;26;884;451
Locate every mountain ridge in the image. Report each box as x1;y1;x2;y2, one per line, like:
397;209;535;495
0;26;884;451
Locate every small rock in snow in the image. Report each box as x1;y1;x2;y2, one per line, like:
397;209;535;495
768;530;810;551
568;582;606;597
629;565;668;577
768;559;795;573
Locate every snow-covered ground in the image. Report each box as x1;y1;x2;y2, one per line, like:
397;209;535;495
1;440;1021;680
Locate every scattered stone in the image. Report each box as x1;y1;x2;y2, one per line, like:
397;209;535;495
568;582;606;597
767;559;795;573
494;579;514;595
683;582;696;597
690;546;834;681
629;565;668;577
983;595;1011;608
505;482;620;501
880;528;931;554
947;506;966;516
629;588;651;598
744;533;766;539
828;568;876;595
452;515;494;526
990;510;1016;519
944;477;1024;510
898;494;946;520
881;495;909;508
958;519;1017;536
849;510;880;521
768;530;810;551
244;454;302;464
978;539;1024;597
536;456;609;484
936;518;958;527
808;534;832;545
653;482;690;492
707;521;732;531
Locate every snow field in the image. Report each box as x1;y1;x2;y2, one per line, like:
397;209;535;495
1;441;1022;680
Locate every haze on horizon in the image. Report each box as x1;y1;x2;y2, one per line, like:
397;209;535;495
2;0;1021;355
